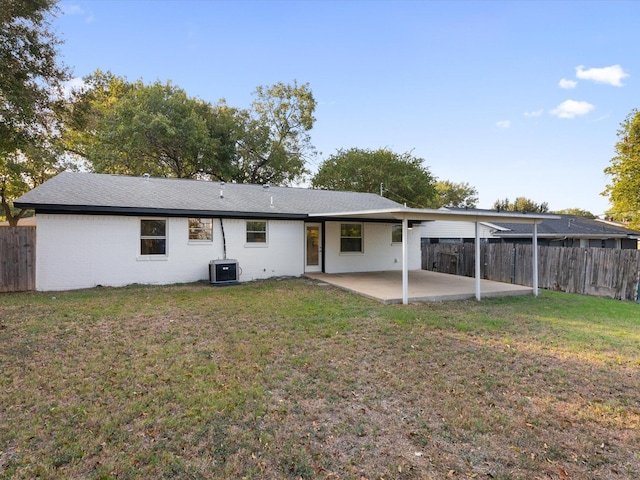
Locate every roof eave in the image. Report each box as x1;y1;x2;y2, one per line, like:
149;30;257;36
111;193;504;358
22;204;308;220
310;207;559;224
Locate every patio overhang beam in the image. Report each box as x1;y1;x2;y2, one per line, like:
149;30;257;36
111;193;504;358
309;208;560;304
308;207;559;224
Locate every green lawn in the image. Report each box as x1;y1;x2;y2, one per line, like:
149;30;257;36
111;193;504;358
1;279;639;479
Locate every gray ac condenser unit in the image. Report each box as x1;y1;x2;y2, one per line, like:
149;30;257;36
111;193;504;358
209;259;239;285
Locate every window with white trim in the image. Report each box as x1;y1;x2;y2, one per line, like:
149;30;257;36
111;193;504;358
188;218;213;241
246;221;267;243
340;223;363;253
140;219;167;255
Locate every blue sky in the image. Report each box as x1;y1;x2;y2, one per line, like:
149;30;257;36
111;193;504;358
54;0;639;216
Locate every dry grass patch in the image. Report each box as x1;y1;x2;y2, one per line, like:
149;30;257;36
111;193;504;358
1;279;639;479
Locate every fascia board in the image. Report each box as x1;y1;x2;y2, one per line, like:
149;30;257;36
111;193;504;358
22;204;308;220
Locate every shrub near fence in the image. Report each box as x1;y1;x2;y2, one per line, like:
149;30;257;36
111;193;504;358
0;226;36;292
421;243;640;302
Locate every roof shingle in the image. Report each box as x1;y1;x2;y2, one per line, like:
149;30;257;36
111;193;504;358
15;172;402;218
494;215;640;238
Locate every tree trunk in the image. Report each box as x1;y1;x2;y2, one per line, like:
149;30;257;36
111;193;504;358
1;193;26;226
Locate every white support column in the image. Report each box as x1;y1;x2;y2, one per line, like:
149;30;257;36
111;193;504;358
533;222;539;297
475;221;481;301
402;218;409;305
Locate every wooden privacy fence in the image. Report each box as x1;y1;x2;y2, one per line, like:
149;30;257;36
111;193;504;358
0;226;36;292
422;243;640;302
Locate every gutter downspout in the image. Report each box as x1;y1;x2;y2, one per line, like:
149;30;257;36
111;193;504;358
532;222;539;296
219;218;227;260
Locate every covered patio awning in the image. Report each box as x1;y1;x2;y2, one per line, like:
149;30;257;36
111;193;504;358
310;207;560;304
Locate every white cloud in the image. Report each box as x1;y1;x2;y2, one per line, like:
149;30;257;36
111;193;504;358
575;65;629;87
524;109;543;118
550;99;594;119
61;3;95;23
496;120;511;129
62;4;84;15
559;78;577;89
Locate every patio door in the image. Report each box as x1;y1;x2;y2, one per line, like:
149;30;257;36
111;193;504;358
305;223;322;272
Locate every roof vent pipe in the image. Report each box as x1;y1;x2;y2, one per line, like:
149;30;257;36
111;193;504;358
263;183;274;207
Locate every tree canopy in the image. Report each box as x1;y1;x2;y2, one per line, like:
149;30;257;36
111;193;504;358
603;108;640;227
492;197;549;213
63;72;238;180
234;80;316;184
1;0;69;225
432;180;478;209
63;73;316;185
311;148;436;208
552;208;596;219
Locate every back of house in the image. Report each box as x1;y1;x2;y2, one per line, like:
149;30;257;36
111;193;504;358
14;172;422;291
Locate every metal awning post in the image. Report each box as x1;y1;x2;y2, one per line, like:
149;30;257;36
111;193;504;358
533;222;539;297
475;221;481;301
402;217;409;304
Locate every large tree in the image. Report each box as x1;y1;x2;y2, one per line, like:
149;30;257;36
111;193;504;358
0;0;68;153
63;72;239;179
311;148;436;208
234;80;316;184
1;141;71;225
492;197;549;213
0;0;69;225
63;75;315;184
61;70;135;167
603;108;640;227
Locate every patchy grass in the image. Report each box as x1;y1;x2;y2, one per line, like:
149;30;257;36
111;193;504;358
1;279;639;479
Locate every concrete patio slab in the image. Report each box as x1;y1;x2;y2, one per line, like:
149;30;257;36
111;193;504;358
303;270;533;304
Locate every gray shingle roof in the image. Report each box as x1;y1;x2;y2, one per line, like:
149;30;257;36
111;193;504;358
15;172;402;218
494;215;640;238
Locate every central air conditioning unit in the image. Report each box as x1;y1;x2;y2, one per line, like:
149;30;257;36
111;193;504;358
209;259;240;285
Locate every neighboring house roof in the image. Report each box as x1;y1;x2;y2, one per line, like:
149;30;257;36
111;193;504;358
492;215;640;240
14;172;402;219
424;208;640;240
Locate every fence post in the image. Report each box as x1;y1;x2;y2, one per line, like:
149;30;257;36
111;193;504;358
582;248;588;295
532;223;539;296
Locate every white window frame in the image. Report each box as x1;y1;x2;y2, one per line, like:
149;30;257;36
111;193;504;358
340;223;363;254
246;220;268;246
139;218;168;259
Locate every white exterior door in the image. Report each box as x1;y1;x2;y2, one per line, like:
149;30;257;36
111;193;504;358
305;223;322;272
